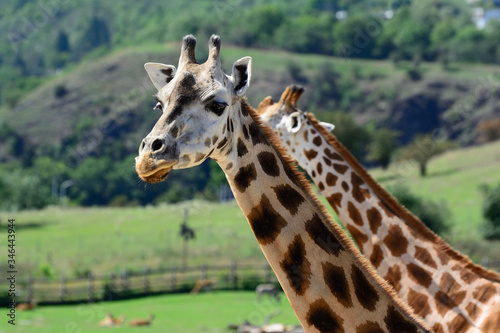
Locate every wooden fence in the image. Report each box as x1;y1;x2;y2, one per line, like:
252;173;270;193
4;260;500;306
5;262;278;305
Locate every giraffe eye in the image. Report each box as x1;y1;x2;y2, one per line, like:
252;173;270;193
154;102;163;112
207;100;228;116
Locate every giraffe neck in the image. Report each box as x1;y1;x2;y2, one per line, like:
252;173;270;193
213;101;431;333
293;113;500;332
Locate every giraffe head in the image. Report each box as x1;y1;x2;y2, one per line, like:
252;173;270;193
135;35;252;183
257;85;334;163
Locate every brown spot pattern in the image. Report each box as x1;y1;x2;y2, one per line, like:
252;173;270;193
233;163;257;192
327;193;343;213
448;314;470;333
378;201;396;218
248;122;268;146
351;264;379;311
407;263;432;288
347;201;363;226
304;149;318;160
303;130;308;142
341;181;349;192
313;136;322;146
305;213;344;256
432;323;444;333
408;288;431;318
257;151;280;177
356;322;384;333
366;208;382;234
237;138;248;157
473;283;496;304
325;148;343;161
318;182;325;191
333;163;348;174
280;235;311;295
414;246;437;269
369;244;383;269
384;305;418;333
306;298;345;333
325;173;338;187
322;262;353;308
383;225;408;257
273;184;305;216
323;156;332;166
194;152;206;163
247;194;287;245
216;137;228;149
480;310;500;332
465;302;482;322
384;265;402;292
351;172;366;203
317;162;323;175
346;225;368;251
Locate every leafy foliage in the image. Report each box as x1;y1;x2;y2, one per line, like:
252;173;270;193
480;183;500;240
388;183;450;235
366;128;401;169
399;134;456;176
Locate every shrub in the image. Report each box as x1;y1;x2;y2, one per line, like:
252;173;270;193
54;84;68;98
480;183;500;240
388;183;450;235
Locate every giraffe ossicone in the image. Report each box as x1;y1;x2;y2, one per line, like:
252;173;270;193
135;35;432;333
257;85;500;333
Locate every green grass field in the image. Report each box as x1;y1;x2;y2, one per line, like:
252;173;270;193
8;291;298;333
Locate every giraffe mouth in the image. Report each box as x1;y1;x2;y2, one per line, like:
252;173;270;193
135;155;176;184
140;167;172;184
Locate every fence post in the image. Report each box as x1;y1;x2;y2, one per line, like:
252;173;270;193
121;269;129;292
60;275;66;302
144;266;151;293
229;261;237;289
201;264;208;280
26;275;33;302
169;265;176;291
87;272;94;302
106;273;116;301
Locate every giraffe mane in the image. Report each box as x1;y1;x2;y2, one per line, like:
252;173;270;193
307;112;500;282
243;99;432;329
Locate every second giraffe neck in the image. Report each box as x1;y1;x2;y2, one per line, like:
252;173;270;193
213;101;430;333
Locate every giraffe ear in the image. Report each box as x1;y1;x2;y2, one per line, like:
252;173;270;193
287;112;302;133
319;122;335;132
144;62;176;91
230;57;252;97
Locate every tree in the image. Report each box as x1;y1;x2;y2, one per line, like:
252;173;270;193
480;183;500;240
56;30;71;53
399;134;455;177
366;128;401;169
388;184;450;235
314;111;371;162
78;16;111;55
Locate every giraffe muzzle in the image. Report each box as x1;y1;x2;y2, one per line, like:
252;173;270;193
135;153;177;184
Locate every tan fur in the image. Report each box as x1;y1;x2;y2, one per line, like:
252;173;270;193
129;314;154;327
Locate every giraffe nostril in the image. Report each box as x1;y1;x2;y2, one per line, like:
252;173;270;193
140;140;146;152
151;139;164;152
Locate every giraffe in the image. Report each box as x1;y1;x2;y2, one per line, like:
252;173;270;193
256;85;500;333
135;34;432;333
